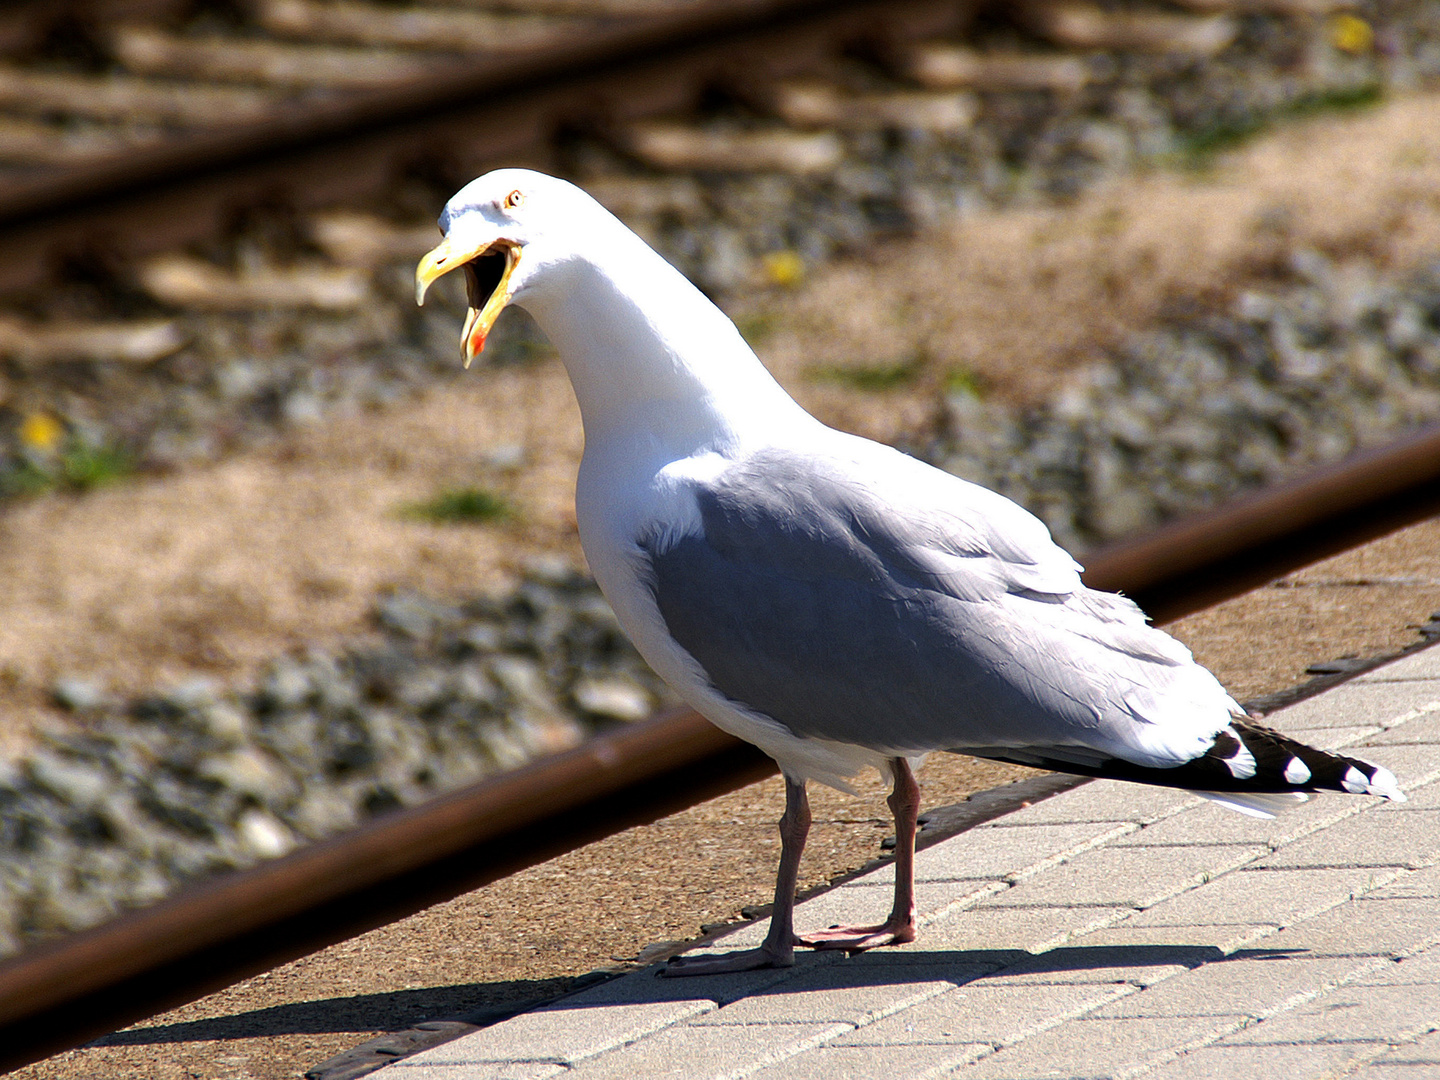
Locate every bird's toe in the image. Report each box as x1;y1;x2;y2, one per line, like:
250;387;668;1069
799;920;916;953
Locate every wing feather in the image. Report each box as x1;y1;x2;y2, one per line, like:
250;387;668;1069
640;447;1236;769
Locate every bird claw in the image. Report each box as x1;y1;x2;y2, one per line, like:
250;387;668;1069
660;945;795;977
799;920;915;953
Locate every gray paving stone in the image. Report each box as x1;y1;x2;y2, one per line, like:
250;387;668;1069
895;899;1129;957
708;886;962;955
1120;866;1396;930
562;1020;852;1079
828;982;1132;1047
684;882;1004;954
1269;681;1440;730
1086;954;1380;1019
987;782;1197;826
800;880;1006;929
1218;981;1440;1045
861;821;1136;884
1069;922;1279;954
1363;1026;1440;1062
982;944;1204;989
1258;896;1440;957
398;999;712;1067
1354;646;1440;682
688;961;973;1027
845;945;1030;971
1398;943;1440;984
556;956;827;1008
1143;1040;1380;1079
745;1042;992;1079
1365;707;1440;744
1349;945;1440;987
985;843;1266;910
1348;1066;1440;1080
1109;797;1362;850
384;1064;566;1079
947;1014;1246;1079
1285;726;1387;750
1367;864;1440;899
1253;809;1440;871
1364;778;1440;810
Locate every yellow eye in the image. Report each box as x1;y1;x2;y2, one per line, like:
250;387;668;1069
504;189;525;210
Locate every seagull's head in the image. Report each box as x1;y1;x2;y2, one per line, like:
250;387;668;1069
415;168;597;367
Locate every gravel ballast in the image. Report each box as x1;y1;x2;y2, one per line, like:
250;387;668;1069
0;560;674;959
932;248;1440;552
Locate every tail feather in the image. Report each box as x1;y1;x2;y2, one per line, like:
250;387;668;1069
1208;717;1407;803
971;716;1406;810
1194;790;1309;819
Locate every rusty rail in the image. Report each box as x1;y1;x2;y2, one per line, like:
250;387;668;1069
0;0;973;295
0;422;1438;1072
1085;423;1440;621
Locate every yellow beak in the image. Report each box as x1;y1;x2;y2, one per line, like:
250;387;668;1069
416;235;521;368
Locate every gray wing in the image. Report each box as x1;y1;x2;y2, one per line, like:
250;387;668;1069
640;448;1234;768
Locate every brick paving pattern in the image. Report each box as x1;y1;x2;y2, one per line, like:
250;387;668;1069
382;644;1440;1079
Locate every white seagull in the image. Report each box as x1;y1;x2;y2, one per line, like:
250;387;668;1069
415;168;1405;975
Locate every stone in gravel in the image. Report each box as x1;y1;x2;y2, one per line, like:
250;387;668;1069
458;623;503;653
236;809;297;860
450;663;499;707
476;722;530;772
26;751;110;808
489;656;555;713
199;747;295;804
49;677;108;714
259;657;313;711
289;787;362;842
572;676;653;723
375;590;460;641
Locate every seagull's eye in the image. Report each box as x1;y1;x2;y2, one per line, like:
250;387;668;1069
504;189;525;210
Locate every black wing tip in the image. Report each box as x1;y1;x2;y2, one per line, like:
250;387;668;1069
975;717;1405;803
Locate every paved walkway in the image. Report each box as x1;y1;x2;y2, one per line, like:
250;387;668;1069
380;644;1440;1080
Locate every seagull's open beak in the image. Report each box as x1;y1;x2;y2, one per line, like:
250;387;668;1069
415;235;522;368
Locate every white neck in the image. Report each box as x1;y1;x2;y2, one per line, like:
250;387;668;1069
515;224;813;463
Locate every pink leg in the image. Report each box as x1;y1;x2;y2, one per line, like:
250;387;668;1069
663;775;811;976
801;757;919;952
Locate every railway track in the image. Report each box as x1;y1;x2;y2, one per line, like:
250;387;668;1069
0;0;987;295
0;0;1437;1074
0;0;1431;506
1;422;1439;1075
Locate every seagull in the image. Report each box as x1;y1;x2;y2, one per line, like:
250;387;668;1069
415;168;1405;976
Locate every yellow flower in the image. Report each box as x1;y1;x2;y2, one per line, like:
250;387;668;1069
19;412;62;454
761;250;806;289
1330;14;1374;54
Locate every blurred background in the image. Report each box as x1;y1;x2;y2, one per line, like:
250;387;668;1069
0;0;1437;973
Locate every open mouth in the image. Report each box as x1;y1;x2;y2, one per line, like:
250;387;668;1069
416;237;521;367
464;248;508;312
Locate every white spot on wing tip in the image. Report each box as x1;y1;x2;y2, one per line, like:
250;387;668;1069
1220;729;1256;779
1341;765;1368;794
1283;756;1312;785
1368;764;1406;801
